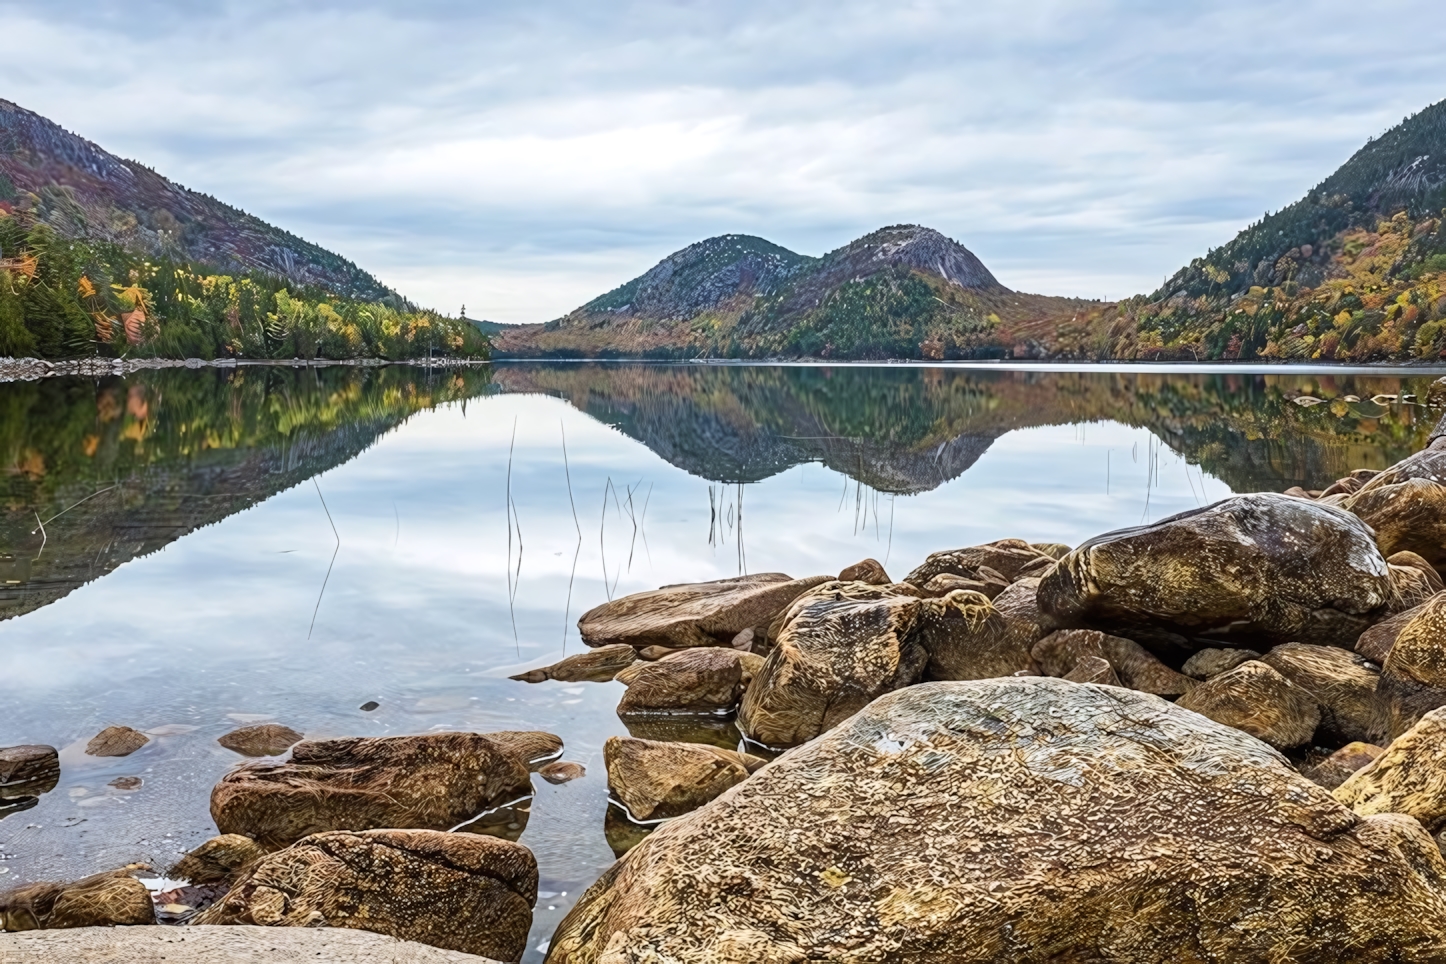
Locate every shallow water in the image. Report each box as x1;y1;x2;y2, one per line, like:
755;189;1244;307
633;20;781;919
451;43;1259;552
0;361;1442;959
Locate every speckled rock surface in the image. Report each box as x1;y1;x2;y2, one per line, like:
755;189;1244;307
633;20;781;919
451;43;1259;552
1337;706;1446;833
1261;643;1379;745
217;724;303;758
1376;593;1446;741
904;538;1053;585
0;868;154;931
1175;660;1321;749
615;648;745;714
1032;629;1193;695
0;924;501;962
194;829;534;962
1039;493;1394;650
604;736;752;822
548;678;1446;963
1306;742;1385;791
1345;441;1446;567
578;573;828;650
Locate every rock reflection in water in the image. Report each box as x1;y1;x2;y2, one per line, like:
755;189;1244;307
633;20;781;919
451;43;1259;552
620;715;744;751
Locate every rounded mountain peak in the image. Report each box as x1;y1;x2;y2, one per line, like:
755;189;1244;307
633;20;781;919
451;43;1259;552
828;224;1006;292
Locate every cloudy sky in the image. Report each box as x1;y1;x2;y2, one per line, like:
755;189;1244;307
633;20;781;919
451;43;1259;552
3;1;1444;321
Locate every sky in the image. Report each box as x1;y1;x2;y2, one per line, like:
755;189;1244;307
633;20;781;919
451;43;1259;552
2;1;1445;322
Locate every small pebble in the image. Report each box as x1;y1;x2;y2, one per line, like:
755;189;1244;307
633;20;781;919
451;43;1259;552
108;776;143;791
359;701;380;712
538;761;586;784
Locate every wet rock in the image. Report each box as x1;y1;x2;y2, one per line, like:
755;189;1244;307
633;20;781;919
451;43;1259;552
905;538;1053;585
1182;647;1262;680
509;644;637;684
619;715;742;751
1032;629;1193;696
171;835;267;885
1062;654;1119;685
1345;441;1446;567
211;733;535;850
1261;643;1379;745
1358;601;1431;664
578;573;828;650
195;829;535;962
217;724;303;758
538;761;586;784
1336;706;1446;833
1176;660;1321;749
604;736;752;822
359;701;379;712
1375;594;1446;741
838;558;890;584
85;726;148;758
603;806;654;859
615;648;746;715
548;678;1446;963
0;745;59;797
481;730;564;770
107;776;141;791
921;569;1007;600
0;797;37;819
1039;493;1393;651
0;867;155;930
1305;742;1385;791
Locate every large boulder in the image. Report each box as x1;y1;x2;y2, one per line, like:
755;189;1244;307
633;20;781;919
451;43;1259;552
1039;493;1394;651
547;678;1446;963
1344;439;1446;567
510;644;637;684
1261;643;1379;745
1175;660;1320;749
1336;706;1446;833
1357;601;1431;664
1032;629;1193;696
604;736;756;822
615;648;746;715
211;733;536;850
0;868;154;931
917;590;1038;682
991;576;1046;650
1375;594;1446;741
578;574;828;650
194;829;535;962
904;538;1053;585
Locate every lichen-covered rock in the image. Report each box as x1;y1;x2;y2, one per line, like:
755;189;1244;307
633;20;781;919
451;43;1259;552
195;829;535;962
615;648;746;715
918;590;1037;682
0;868;154;931
1358;602;1430;664
1392;563;1443;612
210;733;535;850
1039;493;1394;650
1182;647;1262;680
1062;654;1119;685
218;724;303;758
1305;742;1385;791
171;835;267;885
604;736;753;822
1261;643;1379;745
904;538;1052;585
838;558;890;584
1336;706;1446;833
1345;441;1446;567
1032;542;1072;560
1391;550;1445;593
547;678;1446;964
0;745;59;797
1175;660;1320;749
1032;629;1193;696
510;644;637;684
85;726;148;757
1375;594;1446;741
578;574;828;650
920;570;1006;600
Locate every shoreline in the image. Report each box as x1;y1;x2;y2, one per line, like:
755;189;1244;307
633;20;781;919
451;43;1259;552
0;355;490;382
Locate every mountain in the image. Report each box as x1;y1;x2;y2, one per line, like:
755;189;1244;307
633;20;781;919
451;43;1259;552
0;98;394;301
494;225;1101;359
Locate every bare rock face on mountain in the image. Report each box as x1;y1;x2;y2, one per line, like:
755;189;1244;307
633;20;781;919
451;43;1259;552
195;829;536;962
1336;706;1446;833
1345;441;1446;567
604;737;755;823
1375;594;1446;741
548;678;1446;963
1032;629;1193;696
210;733;536;850
1039;494;1394;651
1175;661;1321;749
578;574;828;650
0;868;155;931
1261;643;1379;745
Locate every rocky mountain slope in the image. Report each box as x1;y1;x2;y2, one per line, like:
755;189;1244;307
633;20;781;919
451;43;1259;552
0;98;393;302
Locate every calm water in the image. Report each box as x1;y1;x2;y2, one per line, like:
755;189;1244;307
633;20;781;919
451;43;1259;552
0;361;1442;959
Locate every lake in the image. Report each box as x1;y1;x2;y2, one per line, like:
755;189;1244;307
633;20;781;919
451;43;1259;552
0;360;1442;960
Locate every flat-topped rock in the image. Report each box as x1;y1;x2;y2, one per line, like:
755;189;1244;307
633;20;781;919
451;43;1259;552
0;925;501;962
578;573;828;650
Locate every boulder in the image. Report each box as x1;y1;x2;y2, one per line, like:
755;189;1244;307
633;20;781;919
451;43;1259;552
991;576;1046;649
905;538;1053;585
1305;742;1385;791
481;730;564;770
537;761;585;784
1336;706;1446;833
210;733;535;850
509;644;636;684
615;648;746;715
1175;660;1320;749
917;590;1038;682
921;570;1006;600
1391;551;1445;594
85;726;148;757
838;559;890;584
1392;563;1443;612
1261;643;1379;745
0;925;506;963
1344;440;1446;567
1032;629;1193;696
194;829;535;962
0;745;59;797
1039;493;1394;651
637;645;683;661
1031;542;1072;560
604;736;752;822
1358;602;1430;664
171;835;266;885
578;574;828;650
1375;594;1446;741
547;678;1446;963
1062;654;1119;685
0;868;154;931
1182;647;1262;680
217;724;303;758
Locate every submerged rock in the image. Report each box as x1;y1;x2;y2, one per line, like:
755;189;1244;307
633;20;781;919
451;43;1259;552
85;726;148;758
578;573;828;650
211;733;535;850
1039;493;1393;651
170;835;267;885
1375;594;1446;741
1032;629;1193;696
548;678;1446;963
615;648;746;715
0;868;155;931
1336;706;1446;833
1345;441;1446;567
195;829;536;962
604;736;754;822
217;724;303;758
1175;660;1320;749
0;745;59;797
1261;643;1379;745
509;644;637;684
1305;742;1386;791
